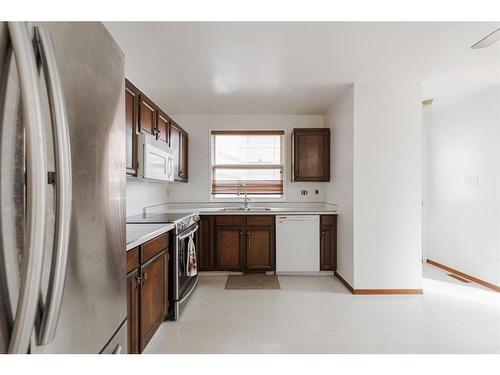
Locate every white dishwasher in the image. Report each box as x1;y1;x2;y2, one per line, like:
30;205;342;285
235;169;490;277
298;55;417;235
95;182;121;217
275;215;320;274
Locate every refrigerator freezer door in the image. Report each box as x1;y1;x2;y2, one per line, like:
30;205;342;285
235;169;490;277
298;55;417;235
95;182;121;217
29;22;126;353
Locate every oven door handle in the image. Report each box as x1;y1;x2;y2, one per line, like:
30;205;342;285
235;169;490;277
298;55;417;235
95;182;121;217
177;224;198;241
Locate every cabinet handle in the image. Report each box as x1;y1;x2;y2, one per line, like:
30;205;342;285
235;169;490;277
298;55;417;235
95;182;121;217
143;272;148;282
135;275;141;286
239;231;242;237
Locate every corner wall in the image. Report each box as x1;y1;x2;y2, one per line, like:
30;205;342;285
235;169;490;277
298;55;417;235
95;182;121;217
325;85;355;286
326;82;423;291
353;83;423;290
424;86;500;286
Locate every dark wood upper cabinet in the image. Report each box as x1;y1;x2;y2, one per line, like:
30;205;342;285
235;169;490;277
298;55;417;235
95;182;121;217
140;251;168;352
125;80;139;176
292;128;330;182
179;131;189;182
320;215;337;271
125;79;189;182
138;95;157;136
197;215;214;271
170;122;181;180
170;122;188;183
157;111;170;144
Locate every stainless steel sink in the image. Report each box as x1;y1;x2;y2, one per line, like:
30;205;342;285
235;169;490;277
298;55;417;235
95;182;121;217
220;207;272;212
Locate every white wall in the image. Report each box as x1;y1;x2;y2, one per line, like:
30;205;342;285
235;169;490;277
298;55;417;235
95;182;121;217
424;86;500;286
167;114;327;203
126;179;169;217
353;83;423;290
325;85;354;286
325;82;423;290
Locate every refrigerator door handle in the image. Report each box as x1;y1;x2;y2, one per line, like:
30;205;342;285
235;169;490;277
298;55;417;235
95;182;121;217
6;22;48;354
34;26;72;346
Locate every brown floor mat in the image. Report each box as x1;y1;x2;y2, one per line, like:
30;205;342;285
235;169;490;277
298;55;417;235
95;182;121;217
225;274;281;290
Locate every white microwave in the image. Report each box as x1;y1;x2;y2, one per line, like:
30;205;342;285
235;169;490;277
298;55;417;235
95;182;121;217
137;134;175;182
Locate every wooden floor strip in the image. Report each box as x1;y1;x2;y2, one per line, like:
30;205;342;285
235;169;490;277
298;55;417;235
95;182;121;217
427;259;500;292
334;272;423;295
447;274;471;283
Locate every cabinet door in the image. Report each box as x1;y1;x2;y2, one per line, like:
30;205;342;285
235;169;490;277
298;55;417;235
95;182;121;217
320;224;337;271
197;216;214;271
125;80;139;176
215;226;244;271
140;252;168;352
138;95;156;136
157;111;170;144
246;225;275;271
179;131;188;182
127;270;140;354
170;122;181;180
292;128;330;181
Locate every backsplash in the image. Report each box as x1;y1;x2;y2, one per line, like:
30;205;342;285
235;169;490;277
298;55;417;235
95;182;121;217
126;178;169;217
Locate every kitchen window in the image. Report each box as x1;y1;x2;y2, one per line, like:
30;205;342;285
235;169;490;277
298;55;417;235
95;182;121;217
210;130;285;199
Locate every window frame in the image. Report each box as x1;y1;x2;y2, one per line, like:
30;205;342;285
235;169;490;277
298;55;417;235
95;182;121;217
208;129;287;202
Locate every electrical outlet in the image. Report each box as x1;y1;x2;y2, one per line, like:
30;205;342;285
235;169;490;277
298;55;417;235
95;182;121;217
300;189;308;196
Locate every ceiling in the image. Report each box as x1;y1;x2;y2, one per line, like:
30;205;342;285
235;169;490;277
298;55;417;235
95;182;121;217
105;22;500;115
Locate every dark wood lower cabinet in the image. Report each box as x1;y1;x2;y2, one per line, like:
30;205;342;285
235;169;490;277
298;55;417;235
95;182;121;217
127;270;140;354
216;226;245;271
126;233;169;354
320;215;337;271
201;215;275;272
140;251;168;352
246;216;275;272
197;215;214;270
201;214;336;273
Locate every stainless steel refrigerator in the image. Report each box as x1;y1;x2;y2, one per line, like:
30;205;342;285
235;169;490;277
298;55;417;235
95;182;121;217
0;22;126;354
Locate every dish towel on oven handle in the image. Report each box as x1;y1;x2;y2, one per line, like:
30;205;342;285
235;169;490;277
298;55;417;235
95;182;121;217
186;233;198;276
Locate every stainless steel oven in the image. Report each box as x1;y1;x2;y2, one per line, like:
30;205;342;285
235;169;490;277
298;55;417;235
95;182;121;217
173;221;199;320
126;212;200;320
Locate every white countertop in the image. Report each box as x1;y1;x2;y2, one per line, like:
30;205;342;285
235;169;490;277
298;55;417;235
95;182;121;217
195;207;337;215
126;223;175;251
143;202;338;216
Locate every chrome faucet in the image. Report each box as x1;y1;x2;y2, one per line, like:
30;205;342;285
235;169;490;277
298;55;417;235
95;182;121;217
237;183;250;210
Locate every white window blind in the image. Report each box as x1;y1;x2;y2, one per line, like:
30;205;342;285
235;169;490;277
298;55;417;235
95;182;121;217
211;130;284;197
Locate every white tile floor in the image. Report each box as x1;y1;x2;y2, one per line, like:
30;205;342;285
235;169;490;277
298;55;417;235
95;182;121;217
144;264;500;354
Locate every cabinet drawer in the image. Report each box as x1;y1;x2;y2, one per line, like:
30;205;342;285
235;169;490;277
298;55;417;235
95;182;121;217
246;215;274;226
127;247;140;273
141;233;168;263
215;215;245;226
320;215;337;226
